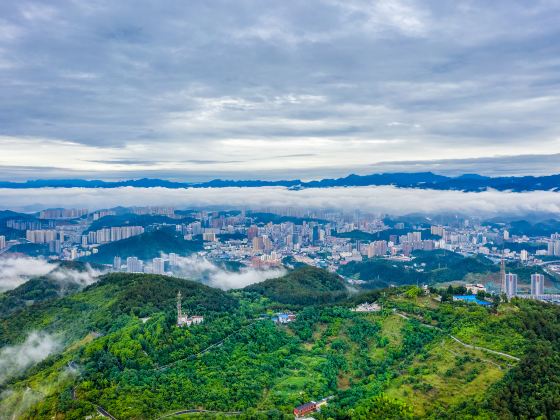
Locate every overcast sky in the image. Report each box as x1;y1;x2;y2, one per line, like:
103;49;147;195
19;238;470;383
1;1;559;181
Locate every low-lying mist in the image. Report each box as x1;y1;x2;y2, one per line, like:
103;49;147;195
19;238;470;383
0;331;61;385
2;185;560;216
0;257;103;293
169;255;286;290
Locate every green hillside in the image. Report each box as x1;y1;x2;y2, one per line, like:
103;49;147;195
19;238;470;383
333;228;439;242
245;266;349;305
85;213;195;233
248;212;329;225
82;228;203;264
0;270;559;419
339;251;498;288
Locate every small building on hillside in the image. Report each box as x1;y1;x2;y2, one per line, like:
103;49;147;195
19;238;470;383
176;291;204;327
466;283;486;294
294;397;332;418
351;302;381;312
294;402;317;417
272;312;296;324
453;295;491;306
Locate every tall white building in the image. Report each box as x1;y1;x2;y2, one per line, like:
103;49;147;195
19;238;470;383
169;253;179;267
87;226;144;244
530;273;545;296
504;273;518;297
113;256;122;271
0;235;5;249
26;229;57;243
153;257;165;274
127;256;143;273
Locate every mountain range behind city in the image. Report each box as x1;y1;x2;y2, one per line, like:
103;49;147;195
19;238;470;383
2;171;560;192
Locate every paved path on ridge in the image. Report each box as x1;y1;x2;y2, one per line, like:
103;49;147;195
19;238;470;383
394;311;520;361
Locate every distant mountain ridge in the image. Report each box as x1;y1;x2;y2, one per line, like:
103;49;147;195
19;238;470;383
1;171;560;192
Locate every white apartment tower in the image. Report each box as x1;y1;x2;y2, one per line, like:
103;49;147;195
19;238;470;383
530;273;545;296
504;273;518;297
153;257;165;274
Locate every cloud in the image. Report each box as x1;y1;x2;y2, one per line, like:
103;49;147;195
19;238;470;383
0;351;79;419
48;264;104;289
0;257;103;292
171;255;286;290
0;257;56;292
0;331;62;385
2;186;560;217
0;1;559;179
0;387;44;420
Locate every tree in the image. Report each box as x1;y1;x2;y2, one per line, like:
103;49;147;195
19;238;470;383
350;395;413;419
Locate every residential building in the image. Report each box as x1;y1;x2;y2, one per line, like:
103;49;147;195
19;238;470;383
531;273;545;296
504;273;518;297
153;257;165;274
127;256;143;273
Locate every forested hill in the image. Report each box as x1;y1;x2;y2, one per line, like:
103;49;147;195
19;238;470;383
84;213;195;233
82;228;203;264
0;272;237;347
1;270;559;419
244;266;349;305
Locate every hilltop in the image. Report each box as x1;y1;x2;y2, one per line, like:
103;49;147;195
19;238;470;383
244;266;349;305
339;250;557;291
0;272;236;347
82;228;203;264
84;213;195;233
0;261;103;317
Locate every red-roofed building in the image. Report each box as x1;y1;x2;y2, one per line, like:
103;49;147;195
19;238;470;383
294;401;317;417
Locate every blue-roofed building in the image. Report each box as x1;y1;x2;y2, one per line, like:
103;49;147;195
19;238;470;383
453;295;491;306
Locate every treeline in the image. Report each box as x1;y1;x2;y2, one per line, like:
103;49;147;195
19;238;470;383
82;228;203;264
245;266;349;305
339;251;496;288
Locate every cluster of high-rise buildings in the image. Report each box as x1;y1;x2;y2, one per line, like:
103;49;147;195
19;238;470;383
115;253;181;275
39;208;88;219
547;234;560;256
6;219;52;230
502;269;546;298
26;229;60;243
82;226;144;245
3;206;560;302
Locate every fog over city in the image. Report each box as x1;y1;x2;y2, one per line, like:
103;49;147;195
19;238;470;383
1;186;560;217
170;255;286;290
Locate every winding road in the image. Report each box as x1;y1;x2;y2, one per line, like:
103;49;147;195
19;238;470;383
156;409;243;419
394;311;520;361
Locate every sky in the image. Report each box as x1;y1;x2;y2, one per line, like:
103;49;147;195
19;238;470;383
1;0;560;181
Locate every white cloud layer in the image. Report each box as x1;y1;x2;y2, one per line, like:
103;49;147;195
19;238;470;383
1;186;560;217
0;1;559;178
171;255;286;290
0;331;62;385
